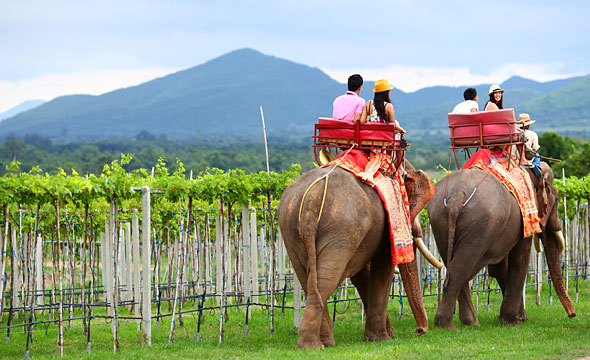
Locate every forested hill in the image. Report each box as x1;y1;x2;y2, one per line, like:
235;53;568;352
1;48;589;141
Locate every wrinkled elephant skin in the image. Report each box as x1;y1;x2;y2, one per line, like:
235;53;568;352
428;163;575;330
278;164;435;349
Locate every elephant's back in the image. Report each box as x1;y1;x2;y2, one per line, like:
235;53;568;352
431;168;522;237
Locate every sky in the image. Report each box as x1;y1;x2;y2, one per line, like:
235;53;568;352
1;0;589;113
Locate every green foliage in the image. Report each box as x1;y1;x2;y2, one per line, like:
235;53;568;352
540;131;590;178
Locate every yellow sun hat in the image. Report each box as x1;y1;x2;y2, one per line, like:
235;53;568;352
373;79;394;93
488;84;505;95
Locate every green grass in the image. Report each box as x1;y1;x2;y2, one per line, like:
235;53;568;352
1;281;589;359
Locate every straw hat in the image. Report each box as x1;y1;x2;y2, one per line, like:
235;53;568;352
518;113;536;127
373;79;394;93
488;84;504;95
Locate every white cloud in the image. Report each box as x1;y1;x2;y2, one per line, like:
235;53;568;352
0;67;181;113
322;63;587;92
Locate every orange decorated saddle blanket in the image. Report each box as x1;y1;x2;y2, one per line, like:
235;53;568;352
463;149;541;237
323;149;414;266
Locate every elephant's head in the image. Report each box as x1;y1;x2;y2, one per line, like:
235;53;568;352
404;168;443;269
535;162;561;231
405;169;436;223
533;163;565;254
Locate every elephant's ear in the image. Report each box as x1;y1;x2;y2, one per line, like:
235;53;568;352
536;163;552;227
405;170;436;222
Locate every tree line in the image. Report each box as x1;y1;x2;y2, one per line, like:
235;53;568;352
0;131;588;178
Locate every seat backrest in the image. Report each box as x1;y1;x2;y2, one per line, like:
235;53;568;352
316;117;355;140
448;109;517;145
448;108;515;127
359;122;396;141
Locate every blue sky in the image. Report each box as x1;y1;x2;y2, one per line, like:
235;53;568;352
1;0;588;113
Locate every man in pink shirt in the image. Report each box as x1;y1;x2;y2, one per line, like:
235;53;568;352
332;74;365;122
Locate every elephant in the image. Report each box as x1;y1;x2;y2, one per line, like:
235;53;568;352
427;162;576;329
278;160;439;349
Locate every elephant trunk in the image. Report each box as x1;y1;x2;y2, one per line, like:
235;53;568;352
398;258;428;335
414;237;443;269
542;231;576;317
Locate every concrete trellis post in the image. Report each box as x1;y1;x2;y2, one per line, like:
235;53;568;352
215;214;223;305
241;205;251;316
250;208;258;303
36;235;44;306
293;271;302;330
125;222;133;304
141;187;152;346
131;210;141;330
277;229;285;291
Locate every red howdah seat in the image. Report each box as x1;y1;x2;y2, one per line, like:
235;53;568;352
448;109;519;147
447;108;523;169
313;117;405;168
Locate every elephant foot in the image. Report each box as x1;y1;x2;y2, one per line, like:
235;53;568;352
297;337;324;349
460;316;480;327
298;331;324;349
386;321;395;338
363;329;393;342
498;314;522;326
434;313;457;331
518;310;528;322
320;334;335;348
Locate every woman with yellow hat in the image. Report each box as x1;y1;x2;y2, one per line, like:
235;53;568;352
484;84;504;111
360;79;406;134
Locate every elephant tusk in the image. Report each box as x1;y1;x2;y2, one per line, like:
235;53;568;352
414;237;443;269
554;230;565;256
533;234;542;253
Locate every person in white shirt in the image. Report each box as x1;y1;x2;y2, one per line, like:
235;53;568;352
451;88;479;113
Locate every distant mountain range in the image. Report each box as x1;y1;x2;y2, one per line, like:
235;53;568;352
0;99;45;121
1;48;588;142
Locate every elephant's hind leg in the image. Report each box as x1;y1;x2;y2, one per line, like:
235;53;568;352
458;284;479;327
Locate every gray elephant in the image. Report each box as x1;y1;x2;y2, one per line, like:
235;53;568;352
278;161;439;348
427;162;575;329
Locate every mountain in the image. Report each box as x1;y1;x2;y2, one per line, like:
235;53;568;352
0;48;588;141
0;99;45;121
0;49;341;141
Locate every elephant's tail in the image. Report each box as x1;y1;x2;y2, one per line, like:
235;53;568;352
297;186;325;314
443;203;461;293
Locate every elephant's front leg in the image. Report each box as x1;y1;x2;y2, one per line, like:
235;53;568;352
489;259;528;321
499;236;532;325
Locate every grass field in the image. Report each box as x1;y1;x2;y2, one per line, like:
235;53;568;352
1;280;589;359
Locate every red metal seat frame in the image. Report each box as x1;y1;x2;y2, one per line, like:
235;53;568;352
312;118;405;171
448;109;524;169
